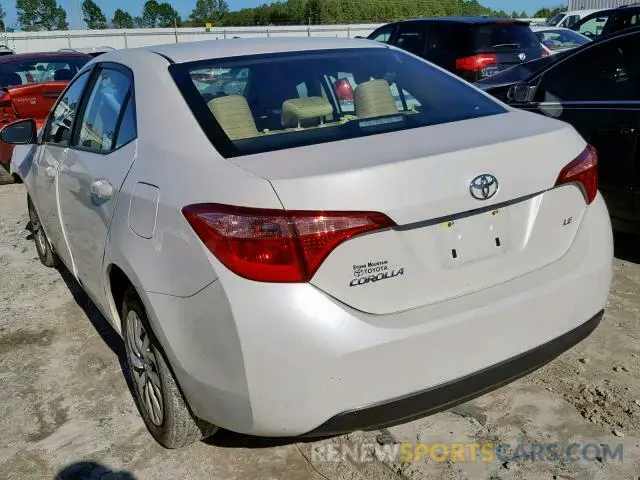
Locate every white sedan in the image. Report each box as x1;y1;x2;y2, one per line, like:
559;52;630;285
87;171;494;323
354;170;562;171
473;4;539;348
531;26;592;54
5;37;612;448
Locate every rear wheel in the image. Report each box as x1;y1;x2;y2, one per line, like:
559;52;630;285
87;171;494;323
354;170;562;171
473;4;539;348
27;197;58;268
122;287;218;448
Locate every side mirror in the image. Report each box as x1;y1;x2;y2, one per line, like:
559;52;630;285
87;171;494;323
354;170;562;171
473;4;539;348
507;83;537;103
0;118;36;145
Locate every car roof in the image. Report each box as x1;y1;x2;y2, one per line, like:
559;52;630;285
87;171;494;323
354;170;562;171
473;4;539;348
0;51;90;63
392;16;530;25
107;37;386;65
561;9;600;15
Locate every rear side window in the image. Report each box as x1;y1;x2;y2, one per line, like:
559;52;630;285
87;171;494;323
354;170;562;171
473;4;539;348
609;11;640;33
171;48;506;158
393;23;427;56
474;24;541;51
368;25;396;44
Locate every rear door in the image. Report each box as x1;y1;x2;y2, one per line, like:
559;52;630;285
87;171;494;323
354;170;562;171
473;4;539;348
57;64;137;307
522;34;640;221
472;22;544;78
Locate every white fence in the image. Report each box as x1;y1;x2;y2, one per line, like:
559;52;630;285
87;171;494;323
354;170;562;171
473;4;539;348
0;19;547;54
1;25;382;53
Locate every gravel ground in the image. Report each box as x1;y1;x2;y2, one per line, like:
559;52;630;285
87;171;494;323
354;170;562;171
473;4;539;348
1;182;640;480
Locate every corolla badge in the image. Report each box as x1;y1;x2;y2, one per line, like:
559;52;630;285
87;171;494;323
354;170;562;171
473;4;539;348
518;52;527;61
469;174;499;200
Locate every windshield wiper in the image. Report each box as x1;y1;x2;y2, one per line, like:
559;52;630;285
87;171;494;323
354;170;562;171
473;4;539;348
491;43;520;48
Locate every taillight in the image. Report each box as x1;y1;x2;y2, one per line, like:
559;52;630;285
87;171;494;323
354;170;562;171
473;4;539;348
334;78;354;101
554;144;598;204
455;54;498;72
182;204;395;282
0;91;16;125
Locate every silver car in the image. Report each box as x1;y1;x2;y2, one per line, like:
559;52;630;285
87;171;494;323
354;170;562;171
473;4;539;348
4;38;612;448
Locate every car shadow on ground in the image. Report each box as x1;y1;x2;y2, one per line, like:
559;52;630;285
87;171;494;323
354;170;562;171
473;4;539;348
52;261;335;450
54;263;140;410
614;231;640;264
55;461;137;479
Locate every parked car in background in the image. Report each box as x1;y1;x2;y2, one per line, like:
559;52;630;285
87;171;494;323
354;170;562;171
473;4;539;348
367;17;547;81
531;26;591;54
571;4;640;39
5;37;611;448
545;9;600;29
476;27;640;233
59;46;116;58
0;51;90;184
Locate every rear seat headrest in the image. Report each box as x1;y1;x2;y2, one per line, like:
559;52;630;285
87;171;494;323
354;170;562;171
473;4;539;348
207;95;259;140
281;97;333;129
354;79;399;119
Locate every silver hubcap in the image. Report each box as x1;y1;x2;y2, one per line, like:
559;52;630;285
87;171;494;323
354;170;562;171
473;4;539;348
127;310;164;426
29;205;47;254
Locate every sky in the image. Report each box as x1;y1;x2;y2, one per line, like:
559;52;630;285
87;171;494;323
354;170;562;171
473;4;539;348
3;0;554;30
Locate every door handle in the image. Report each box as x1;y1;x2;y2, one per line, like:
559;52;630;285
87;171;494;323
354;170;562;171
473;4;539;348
90;179;114;201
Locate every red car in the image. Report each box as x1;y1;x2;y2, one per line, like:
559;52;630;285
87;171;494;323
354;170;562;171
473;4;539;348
0;51;90;184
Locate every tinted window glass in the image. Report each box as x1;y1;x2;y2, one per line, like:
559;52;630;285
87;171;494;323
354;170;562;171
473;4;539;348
546;13;565;26
393;23;427;55
174;48;506;157
564;15;581;28
369;25;395;43
428;24;469;56
474;24;541;51
114;95;136;149
0;55;88;88
538;35;640;102
45;71;91;146
609;11;640;33
75;68;132;152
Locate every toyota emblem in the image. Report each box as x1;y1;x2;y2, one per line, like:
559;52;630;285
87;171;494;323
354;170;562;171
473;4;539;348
518;52;527;61
469;174;499;200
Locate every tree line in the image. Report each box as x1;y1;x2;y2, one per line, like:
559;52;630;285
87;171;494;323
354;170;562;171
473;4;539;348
14;0;566;31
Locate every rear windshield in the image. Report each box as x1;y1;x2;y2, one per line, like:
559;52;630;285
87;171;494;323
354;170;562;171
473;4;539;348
535;28;591;50
171;48;506;157
0;55;88;88
474;24;541;51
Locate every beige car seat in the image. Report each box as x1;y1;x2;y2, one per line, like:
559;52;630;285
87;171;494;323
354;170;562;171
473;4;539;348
207;95;259;140
354;79;399;119
281;97;334;129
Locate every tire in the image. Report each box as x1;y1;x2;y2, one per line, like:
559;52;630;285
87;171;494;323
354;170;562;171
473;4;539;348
0;163;14;185
27;197;59;268
122;287;218;448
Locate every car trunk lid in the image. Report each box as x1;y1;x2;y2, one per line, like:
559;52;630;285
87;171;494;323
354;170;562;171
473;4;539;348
230;110;590;314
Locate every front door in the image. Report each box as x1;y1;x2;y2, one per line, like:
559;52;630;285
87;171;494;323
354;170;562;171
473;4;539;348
34;70;92;270
57;65;137;307
521;34;640;221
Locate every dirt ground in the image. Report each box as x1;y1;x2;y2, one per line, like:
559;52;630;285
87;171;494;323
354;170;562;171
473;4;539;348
2;182;640;480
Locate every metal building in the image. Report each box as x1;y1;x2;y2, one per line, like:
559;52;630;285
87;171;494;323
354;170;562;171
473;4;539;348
567;0;638;9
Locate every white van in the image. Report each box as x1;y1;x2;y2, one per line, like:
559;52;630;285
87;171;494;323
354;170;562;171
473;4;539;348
545;9;601;28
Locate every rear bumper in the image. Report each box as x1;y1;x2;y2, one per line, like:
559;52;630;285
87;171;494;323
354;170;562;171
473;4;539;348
303;310;603;437
143;194;612;437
